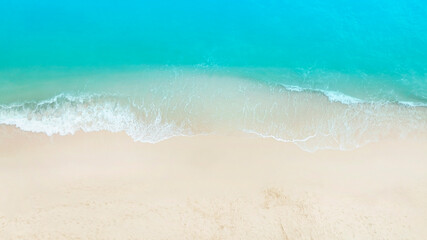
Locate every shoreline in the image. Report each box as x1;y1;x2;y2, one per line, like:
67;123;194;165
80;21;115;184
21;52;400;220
1;71;426;153
1;126;427;239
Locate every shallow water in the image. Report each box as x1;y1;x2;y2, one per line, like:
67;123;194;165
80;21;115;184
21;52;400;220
0;1;426;151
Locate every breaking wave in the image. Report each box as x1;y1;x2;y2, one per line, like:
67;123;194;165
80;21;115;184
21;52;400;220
1;83;426;152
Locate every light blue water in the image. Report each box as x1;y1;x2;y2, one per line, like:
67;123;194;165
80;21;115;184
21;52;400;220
0;0;426;150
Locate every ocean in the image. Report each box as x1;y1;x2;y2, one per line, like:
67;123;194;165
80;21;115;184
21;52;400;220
0;0;426;151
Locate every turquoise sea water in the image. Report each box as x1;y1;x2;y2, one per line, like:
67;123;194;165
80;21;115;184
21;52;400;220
0;0;426;151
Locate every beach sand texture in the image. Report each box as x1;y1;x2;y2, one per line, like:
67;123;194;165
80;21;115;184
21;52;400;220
1;126;426;239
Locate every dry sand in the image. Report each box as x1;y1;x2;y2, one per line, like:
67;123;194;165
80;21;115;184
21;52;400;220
0;126;426;239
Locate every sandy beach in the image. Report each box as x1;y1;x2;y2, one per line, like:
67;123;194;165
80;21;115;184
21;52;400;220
0;126;426;239
2;0;427;239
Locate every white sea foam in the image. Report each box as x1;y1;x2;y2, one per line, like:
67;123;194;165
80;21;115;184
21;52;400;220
279;83;427;107
280;84;363;104
0;90;425;152
242;129;369;152
319;90;363;104
399;101;427;107
0;93;190;143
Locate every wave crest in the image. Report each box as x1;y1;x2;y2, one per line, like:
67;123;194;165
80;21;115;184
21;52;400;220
0;93;191;143
1;87;426;152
